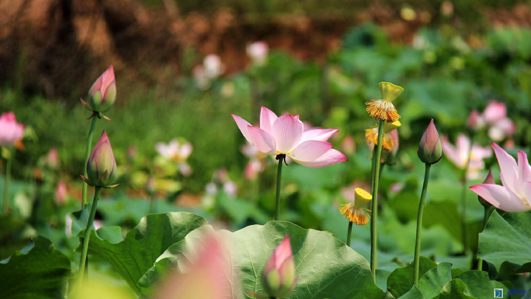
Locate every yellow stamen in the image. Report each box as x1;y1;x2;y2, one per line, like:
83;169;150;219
340;203;370;225
365;127;394;151
365;100;401;123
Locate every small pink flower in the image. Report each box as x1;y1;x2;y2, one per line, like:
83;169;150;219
0;112;24;147
232;107;347;168
55;181;68;205
156;139;193;176
45;148;59;168
262;235;297;298
418;119;442;164
247;41;268;65
154;235;233;299
442;134;492;179
470;143;531;212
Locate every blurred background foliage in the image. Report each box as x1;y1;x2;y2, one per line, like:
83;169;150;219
2;0;531;285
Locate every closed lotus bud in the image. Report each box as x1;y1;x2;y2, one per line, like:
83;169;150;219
82;65;116;113
86;130;117;187
478;170;494;208
262;235;297;298
418;119;442;164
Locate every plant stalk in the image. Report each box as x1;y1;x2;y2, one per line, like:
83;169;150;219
346;221;353;246
413;163;432;286
460;133;474;253
78;186;101;283
370;120;385;280
274;155;284;221
82;117;98;207
3;148;13;214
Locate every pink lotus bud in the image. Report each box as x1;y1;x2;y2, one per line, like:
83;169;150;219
478;170;494;208
418;119;442;164
262;235;297;298
84;130;117;187
83;65;116;113
0;112;24;147
55;181;68;205
45;148;59;168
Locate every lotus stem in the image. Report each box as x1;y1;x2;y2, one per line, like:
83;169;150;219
3;148;13;214
413;163;432;286
346;221;353;246
78;186;101;283
274;154;285;221
370;119;385;280
82;117;98;207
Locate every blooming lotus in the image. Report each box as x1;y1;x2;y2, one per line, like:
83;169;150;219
470;143;531;212
82;130;118;188
232;107;347;168
442;134;492;179
0;112;24;147
81;65;116;116
155;139;193;176
262;235;297;298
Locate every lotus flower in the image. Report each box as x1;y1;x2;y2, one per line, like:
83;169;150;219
155;139;193;176
0;112;24;147
232;107;347;168
82;130;118;188
442;134;492;179
418;119;442;164
247;41;268;65
81;65;116;114
262;235;297;298
154;235;233;299
467;101;515;141
470;143;531;212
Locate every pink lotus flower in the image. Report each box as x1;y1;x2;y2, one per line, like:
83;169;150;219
247;41;268;65
469;143;531;212
442;134;492;179
154;235;233;299
155;139;193;176
81;65;116;114
468;101;515;141
232;107;347;168
262;235;297;298
0;112;24;147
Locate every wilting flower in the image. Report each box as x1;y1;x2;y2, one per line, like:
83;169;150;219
55;181;68;205
81;65;116;118
155;139;193;176
340;188;372;225
154;235;232;299
442;134;492;179
232;107;347;168
0;112;24;147
383;129;399;164
365;82;404;123
418;119;442;164
262;235;297;298
470;143;531;212
82;130;118;188
365;120;401;151
247;41;268;65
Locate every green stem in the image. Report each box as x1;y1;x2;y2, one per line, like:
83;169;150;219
413;163;432;286
82;117;98;207
378;163;385;184
347;221;353;246
78;186;101;283
370;120;385;280
274;155;284;221
477;205;495;271
460;134;474;253
3;148;13;214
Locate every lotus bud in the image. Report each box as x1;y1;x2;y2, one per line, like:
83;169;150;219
418;119;442;164
0;112;24;147
478;170;494;208
262;235;297;298
83;130;118;188
81;65;116;114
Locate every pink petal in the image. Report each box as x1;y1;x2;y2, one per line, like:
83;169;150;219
300;129;338;143
271;115;303;154
441;135;464;168
231;114;254;145
273;236;293;269
518;151;531;186
292;149;347;168
155;143;170;158
247;126;277;155
289;140;333;162
483;101;507;124
260;107;278;134
470;184;529;212
492;142;522;196
179;143;193;160
101;65;115;99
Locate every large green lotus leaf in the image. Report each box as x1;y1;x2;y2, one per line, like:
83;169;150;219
454;271;501;298
0;237;71;299
0;214;36;260
140;221;385;299
478;210;531;275
387;256;437;298
86;212;207;294
434;279;474;299
400;286;424;299
417;263;453;299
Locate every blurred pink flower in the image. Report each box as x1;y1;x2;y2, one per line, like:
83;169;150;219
55;181;68;205
241;144;264;181
247;41;268;65
0;112;24;147
341;135;356;156
45;148;59;168
468;101;515;141
470;143;531;212
442;134;492;179
154;235;233;299
156;139;193;176
204;54;224;79
262;235;297;298
232;107;347;168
